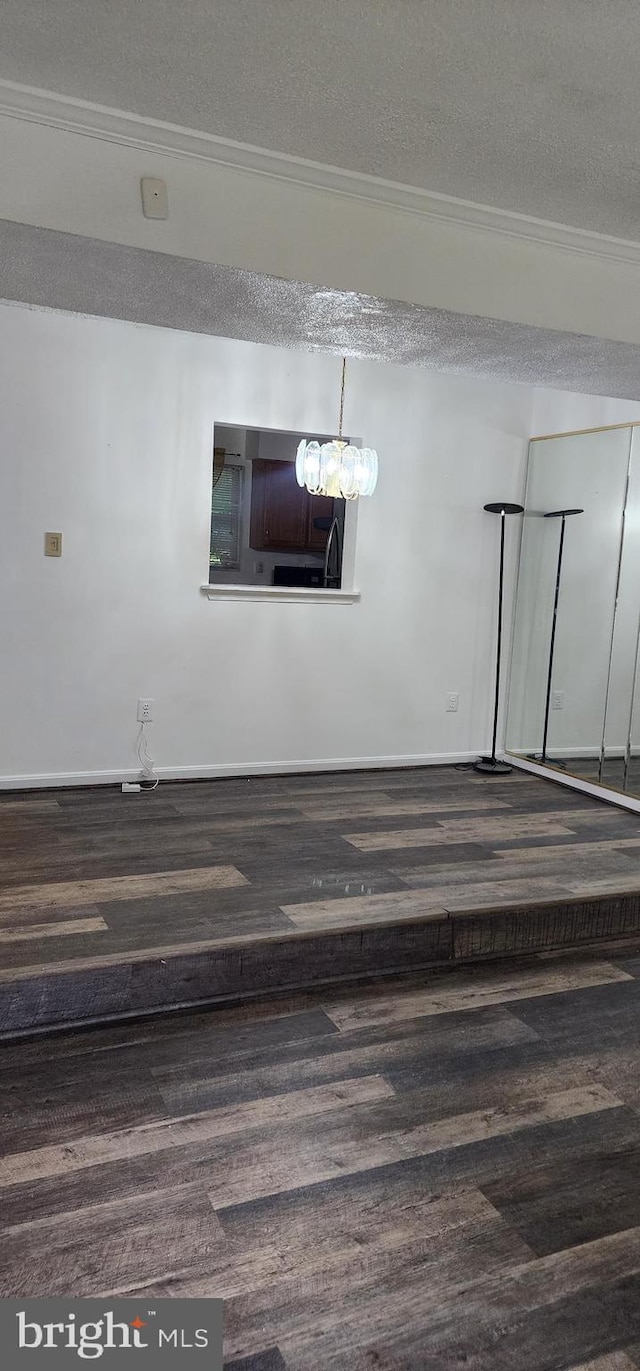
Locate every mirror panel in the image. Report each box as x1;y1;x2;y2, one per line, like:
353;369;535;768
618;426;640;794
599;426;640;790
507;426;633;785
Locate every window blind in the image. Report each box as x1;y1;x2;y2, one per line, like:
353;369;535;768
210;464;244;570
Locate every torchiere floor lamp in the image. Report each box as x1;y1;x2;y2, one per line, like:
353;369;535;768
474;501;524;775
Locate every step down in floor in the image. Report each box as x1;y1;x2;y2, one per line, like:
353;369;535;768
2;886;640;1036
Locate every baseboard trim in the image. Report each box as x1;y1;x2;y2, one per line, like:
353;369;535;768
0;751;480;791
511;745;631;759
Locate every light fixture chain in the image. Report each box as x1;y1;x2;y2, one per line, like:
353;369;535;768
296;355;377;499
338;357;346;440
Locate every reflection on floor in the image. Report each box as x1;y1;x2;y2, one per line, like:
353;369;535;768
1;946;640;1367
539;754;640;795
531;756;640;800
2;765;640;1032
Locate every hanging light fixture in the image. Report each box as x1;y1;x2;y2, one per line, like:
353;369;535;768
296;358;378;499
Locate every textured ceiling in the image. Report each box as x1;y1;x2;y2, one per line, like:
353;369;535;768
2;218;640;399
2;1;640;239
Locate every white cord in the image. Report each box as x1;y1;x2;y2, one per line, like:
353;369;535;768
136;723;159;790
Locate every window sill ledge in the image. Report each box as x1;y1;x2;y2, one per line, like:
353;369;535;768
200;584;361;605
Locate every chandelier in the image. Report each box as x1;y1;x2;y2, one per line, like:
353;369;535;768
295;358;378;499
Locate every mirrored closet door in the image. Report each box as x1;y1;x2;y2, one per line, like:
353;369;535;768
507;423;640;800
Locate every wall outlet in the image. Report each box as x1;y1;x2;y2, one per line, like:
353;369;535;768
552;690;564;710
254;560;265;574
137;698;154;723
446;692;459;713
44;532;62;557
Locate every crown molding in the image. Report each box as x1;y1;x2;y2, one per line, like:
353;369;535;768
2;78;640;267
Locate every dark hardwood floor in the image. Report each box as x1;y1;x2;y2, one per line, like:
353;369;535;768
2;765;640;1031
1;946;640;1368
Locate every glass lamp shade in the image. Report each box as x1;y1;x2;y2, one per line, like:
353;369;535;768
295;439;378;498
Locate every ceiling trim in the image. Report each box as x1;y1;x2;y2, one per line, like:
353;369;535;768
2;78;640;268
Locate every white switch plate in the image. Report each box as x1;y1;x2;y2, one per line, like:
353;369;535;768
141;177;169;219
137;698;154;723
44;531;62;557
446;692;459;713
552;690;564;710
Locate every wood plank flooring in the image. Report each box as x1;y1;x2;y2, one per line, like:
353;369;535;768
1;948;639;1368
2;764;640;1032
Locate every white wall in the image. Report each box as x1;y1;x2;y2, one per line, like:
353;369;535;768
531;389;640;436
0;299;538;786
3;301;639;789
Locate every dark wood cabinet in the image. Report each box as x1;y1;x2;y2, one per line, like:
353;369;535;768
249;459;336;552
306;493;336;549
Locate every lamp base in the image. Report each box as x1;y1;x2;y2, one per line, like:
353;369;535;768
473;756;513;775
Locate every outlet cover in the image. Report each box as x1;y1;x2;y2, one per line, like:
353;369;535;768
44;532;62;557
446;692;459;713
141;177;169;219
137;698;154;723
552;690;564;710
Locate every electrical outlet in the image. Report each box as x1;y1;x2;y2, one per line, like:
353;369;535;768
254;560;265;574
552;690;564;710
446;692;459;713
137;698;154;723
44;532;62;557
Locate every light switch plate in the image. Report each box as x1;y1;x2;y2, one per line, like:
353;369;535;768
141;177;169;219
45;532;62;557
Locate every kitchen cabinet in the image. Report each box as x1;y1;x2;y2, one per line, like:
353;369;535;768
249;459;335;552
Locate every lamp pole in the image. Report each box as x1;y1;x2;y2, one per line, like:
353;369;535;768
474;501;524;775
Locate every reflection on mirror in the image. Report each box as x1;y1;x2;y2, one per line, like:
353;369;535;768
506;423;640;801
535;508;584;767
